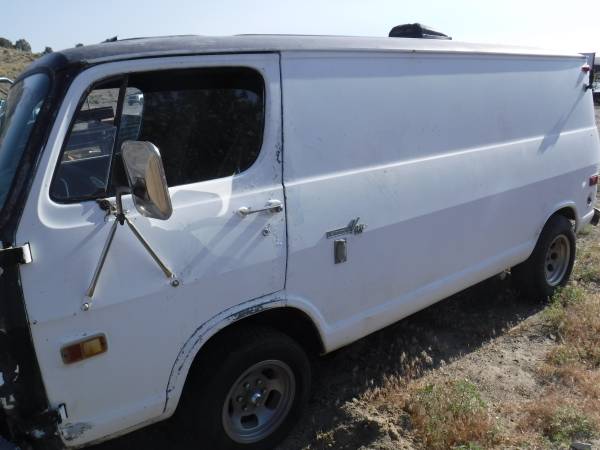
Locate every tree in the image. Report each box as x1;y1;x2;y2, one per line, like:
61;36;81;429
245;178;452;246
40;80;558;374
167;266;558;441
0;37;12;49
14;39;31;52
42;46;53;55
75;43;84;48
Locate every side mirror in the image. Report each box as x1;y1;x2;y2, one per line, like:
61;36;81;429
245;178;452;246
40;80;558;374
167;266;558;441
121;141;172;220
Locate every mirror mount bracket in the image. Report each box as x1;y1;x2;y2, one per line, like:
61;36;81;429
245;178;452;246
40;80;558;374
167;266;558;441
114;189;127;225
83;195;178;312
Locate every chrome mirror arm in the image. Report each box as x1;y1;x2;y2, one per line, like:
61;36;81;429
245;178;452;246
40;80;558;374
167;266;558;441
82;197;178;312
123;216;176;281
83;219;119;309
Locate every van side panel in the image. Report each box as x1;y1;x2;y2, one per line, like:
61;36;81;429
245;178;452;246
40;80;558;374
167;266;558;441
282;51;600;351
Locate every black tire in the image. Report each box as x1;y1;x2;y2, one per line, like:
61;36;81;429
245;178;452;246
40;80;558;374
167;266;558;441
176;327;311;450
512;214;576;300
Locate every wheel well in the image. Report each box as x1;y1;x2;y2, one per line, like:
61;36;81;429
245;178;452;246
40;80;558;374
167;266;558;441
180;307;323;406
554;206;576;223
189;307;324;376
228;307;325;355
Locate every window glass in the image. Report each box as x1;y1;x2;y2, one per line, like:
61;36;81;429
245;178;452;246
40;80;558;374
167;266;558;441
51;83;120;201
117;87;144;145
128;68;264;187
0;74;49;211
51;68;264;202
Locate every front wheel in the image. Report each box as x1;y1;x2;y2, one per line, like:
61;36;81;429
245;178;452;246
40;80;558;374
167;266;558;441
177;327;311;450
512;214;576;299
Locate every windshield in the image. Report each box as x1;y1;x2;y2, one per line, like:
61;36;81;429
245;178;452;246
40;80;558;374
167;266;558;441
0;73;50;211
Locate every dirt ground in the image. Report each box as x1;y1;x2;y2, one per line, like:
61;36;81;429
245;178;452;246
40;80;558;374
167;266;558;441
87;106;600;450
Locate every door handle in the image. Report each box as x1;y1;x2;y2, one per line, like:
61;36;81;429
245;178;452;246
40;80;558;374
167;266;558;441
238;199;283;217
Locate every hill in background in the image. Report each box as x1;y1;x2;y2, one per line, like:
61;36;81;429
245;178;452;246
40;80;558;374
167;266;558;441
0;47;38;80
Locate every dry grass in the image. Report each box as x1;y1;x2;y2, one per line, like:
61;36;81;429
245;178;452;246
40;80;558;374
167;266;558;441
0;47;38;95
355;258;600;448
516;286;600;447
539;362;600;400
520;395;597;447
573;240;600;283
405;379;498;449
544;286;600;368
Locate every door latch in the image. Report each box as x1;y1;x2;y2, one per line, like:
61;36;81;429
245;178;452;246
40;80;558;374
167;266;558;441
0;243;32;268
334;239;347;264
238;199;283;217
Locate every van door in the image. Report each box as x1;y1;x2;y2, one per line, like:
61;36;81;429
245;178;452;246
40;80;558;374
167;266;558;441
16;54;285;445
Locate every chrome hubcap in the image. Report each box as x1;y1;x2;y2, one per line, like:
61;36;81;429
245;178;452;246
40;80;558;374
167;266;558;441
222;360;295;444
544;235;570;286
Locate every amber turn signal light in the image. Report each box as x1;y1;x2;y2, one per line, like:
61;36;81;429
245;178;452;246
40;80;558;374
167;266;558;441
61;335;107;364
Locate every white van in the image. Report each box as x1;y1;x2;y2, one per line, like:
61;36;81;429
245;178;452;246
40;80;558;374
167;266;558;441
0;33;598;450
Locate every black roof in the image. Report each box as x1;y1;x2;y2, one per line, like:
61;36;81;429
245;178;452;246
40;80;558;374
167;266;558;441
23;34;583;80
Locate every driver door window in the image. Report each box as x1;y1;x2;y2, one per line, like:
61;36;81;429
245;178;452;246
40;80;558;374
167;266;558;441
50;68;265;203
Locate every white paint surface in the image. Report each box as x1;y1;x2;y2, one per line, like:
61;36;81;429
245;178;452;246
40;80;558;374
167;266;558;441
14;41;600;447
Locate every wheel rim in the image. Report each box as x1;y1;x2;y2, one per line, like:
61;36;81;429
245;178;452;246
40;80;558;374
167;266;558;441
222;360;295;444
544;234;571;286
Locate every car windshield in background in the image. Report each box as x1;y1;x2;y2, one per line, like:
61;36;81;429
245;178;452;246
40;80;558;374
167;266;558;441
0;73;49;212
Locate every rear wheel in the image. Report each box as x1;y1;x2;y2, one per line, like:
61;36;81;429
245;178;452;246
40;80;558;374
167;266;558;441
177;327;311;450
513;214;576;299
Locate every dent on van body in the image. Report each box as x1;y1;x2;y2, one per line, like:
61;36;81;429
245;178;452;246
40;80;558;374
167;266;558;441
61;422;92;442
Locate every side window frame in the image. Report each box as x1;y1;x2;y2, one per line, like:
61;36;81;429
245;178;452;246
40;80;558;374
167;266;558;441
49;75;126;204
49;66;268;204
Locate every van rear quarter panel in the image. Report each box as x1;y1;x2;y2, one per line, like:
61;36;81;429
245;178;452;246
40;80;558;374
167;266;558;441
281;51;600;351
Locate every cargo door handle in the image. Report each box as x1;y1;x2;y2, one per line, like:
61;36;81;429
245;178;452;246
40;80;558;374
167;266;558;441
238;199;283;217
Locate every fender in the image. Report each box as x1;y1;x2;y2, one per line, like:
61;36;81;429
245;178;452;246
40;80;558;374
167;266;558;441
162;292;332;416
514;201;579;265
542;201;578;232
162;293;287;416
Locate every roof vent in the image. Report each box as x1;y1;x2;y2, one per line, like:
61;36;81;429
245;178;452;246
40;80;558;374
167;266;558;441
389;23;451;40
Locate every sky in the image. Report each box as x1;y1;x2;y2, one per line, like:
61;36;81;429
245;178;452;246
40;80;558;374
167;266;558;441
1;0;599;56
